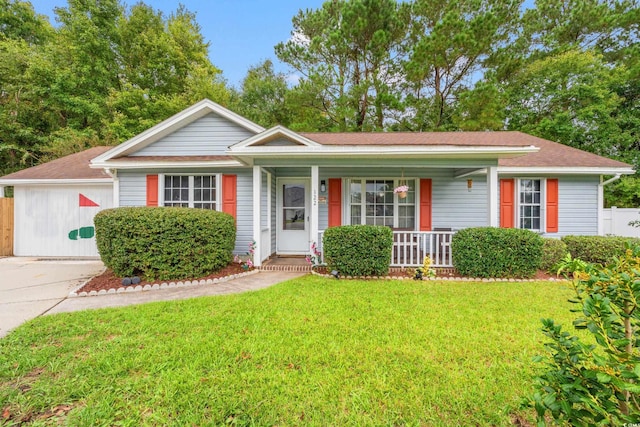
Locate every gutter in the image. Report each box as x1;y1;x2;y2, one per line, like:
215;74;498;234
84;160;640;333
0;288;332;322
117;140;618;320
601;173;622;187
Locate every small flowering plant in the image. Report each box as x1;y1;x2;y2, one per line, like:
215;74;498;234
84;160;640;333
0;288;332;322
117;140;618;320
305;241;323;267
413;256;437;280
234;240;256;271
393;185;409;194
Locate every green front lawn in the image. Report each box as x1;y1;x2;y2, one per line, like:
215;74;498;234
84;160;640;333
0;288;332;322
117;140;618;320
0;276;574;426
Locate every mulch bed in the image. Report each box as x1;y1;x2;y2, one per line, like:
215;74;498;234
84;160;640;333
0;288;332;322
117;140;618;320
77;263;249;294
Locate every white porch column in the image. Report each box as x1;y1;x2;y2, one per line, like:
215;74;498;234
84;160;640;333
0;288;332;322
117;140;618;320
0;186;4;198
253;165;262;267
310;165;319;251
487;166;499;227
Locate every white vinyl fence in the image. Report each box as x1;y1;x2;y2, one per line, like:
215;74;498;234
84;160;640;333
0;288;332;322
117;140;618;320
603;207;640;237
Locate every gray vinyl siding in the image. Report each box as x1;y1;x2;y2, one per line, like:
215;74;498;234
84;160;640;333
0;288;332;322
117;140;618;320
556;176;598;236
315;167;487;232
432;173;487;229
234;169;253;254
498;175;599;237
117;168;254;255
131;113;255;156
119;172;146;206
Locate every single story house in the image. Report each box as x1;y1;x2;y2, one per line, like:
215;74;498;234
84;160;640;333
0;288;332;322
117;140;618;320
0;99;634;265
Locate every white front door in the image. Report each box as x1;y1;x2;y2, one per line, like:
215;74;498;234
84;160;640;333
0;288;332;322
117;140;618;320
277;178;310;254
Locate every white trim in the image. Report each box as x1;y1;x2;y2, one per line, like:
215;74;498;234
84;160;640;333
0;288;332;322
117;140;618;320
0;179;113;185
91;99;264;163
454;168;486;179
230;125;322;149
253;166;262;266
229;145;539;159
311;166;319;252
498;166;635;175
515;178;546;233
0;186;4;198
267;170;272;246
276;177;311;254
598;176;604;235
157;173;164;206
160;173;220;210
487;167;499;227
597;174;622;235
91;159;246;169
111;170;120;208
346;178;417;229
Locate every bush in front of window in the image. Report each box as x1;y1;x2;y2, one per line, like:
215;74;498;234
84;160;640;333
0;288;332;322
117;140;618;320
561;235;640;266
95;207;236;281
451;227;543;278
323;225;393;277
540;238;569;273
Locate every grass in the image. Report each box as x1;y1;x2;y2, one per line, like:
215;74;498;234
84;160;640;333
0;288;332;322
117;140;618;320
0;275;576;426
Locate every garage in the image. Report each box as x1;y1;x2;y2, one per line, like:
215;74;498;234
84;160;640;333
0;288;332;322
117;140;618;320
0;147;113;257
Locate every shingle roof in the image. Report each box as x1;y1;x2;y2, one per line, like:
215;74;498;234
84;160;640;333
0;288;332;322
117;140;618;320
299;131;631;169
0;146;113;180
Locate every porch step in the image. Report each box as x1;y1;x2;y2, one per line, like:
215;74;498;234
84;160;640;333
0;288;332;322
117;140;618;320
259;264;312;272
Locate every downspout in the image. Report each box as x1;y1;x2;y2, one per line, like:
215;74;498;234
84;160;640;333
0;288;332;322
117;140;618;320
598;174;622;236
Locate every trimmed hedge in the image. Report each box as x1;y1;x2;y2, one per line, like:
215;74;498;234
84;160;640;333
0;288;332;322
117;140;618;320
95;207;236;281
561;235;640;265
323;225;393;277
451;227;543;278
540;238;569;272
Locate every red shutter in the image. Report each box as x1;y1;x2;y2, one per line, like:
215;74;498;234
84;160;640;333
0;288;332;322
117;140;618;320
328;178;342;227
419;179;432;231
146;175;158;206
222;174;237;220
546;179;559;233
500;179;515;228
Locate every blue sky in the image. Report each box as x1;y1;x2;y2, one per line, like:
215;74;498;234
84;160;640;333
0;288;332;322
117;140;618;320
31;0;325;88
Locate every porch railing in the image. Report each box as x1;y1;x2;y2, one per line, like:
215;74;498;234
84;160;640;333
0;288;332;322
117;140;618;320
316;230;455;268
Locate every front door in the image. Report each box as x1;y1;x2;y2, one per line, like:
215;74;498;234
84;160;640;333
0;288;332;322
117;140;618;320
277;178;310;254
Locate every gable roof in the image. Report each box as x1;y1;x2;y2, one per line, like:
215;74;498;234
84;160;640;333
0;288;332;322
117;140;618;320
0;146;113;184
91;99;264;166
231;125;322;149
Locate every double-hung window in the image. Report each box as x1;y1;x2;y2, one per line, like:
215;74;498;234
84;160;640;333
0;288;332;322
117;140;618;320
348;179;416;228
518;179;542;231
163;175;218;209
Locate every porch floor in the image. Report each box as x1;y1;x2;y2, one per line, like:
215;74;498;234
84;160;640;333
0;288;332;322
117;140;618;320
260;256;312;272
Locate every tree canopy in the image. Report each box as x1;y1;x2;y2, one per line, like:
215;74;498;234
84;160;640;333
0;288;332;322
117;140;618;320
1;0;638;206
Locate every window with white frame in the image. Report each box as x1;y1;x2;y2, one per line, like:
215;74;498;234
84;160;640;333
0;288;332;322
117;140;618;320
518;179;541;231
348;179;416;228
164;175;217;209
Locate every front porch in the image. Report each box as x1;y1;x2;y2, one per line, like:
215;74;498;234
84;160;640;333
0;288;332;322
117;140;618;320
318;229;455;268
249;164;495;270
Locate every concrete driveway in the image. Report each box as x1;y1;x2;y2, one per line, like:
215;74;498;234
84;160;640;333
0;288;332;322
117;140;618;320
0;257;104;338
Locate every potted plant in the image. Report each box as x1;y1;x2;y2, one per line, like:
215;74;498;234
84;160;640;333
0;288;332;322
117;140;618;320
394;184;409;199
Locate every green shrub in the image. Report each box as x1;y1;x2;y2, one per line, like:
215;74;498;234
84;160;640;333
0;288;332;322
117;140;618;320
528;244;640;424
561;235;640;265
451;227;543;278
323;225;393;276
95;207;236;281
540;238;568;272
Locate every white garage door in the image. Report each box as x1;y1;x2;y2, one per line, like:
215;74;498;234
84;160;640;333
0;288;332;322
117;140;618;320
14;184;113;257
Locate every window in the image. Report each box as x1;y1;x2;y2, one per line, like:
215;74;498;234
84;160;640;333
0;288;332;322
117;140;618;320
519;179;541;231
164;175;217;209
349;179;416;228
